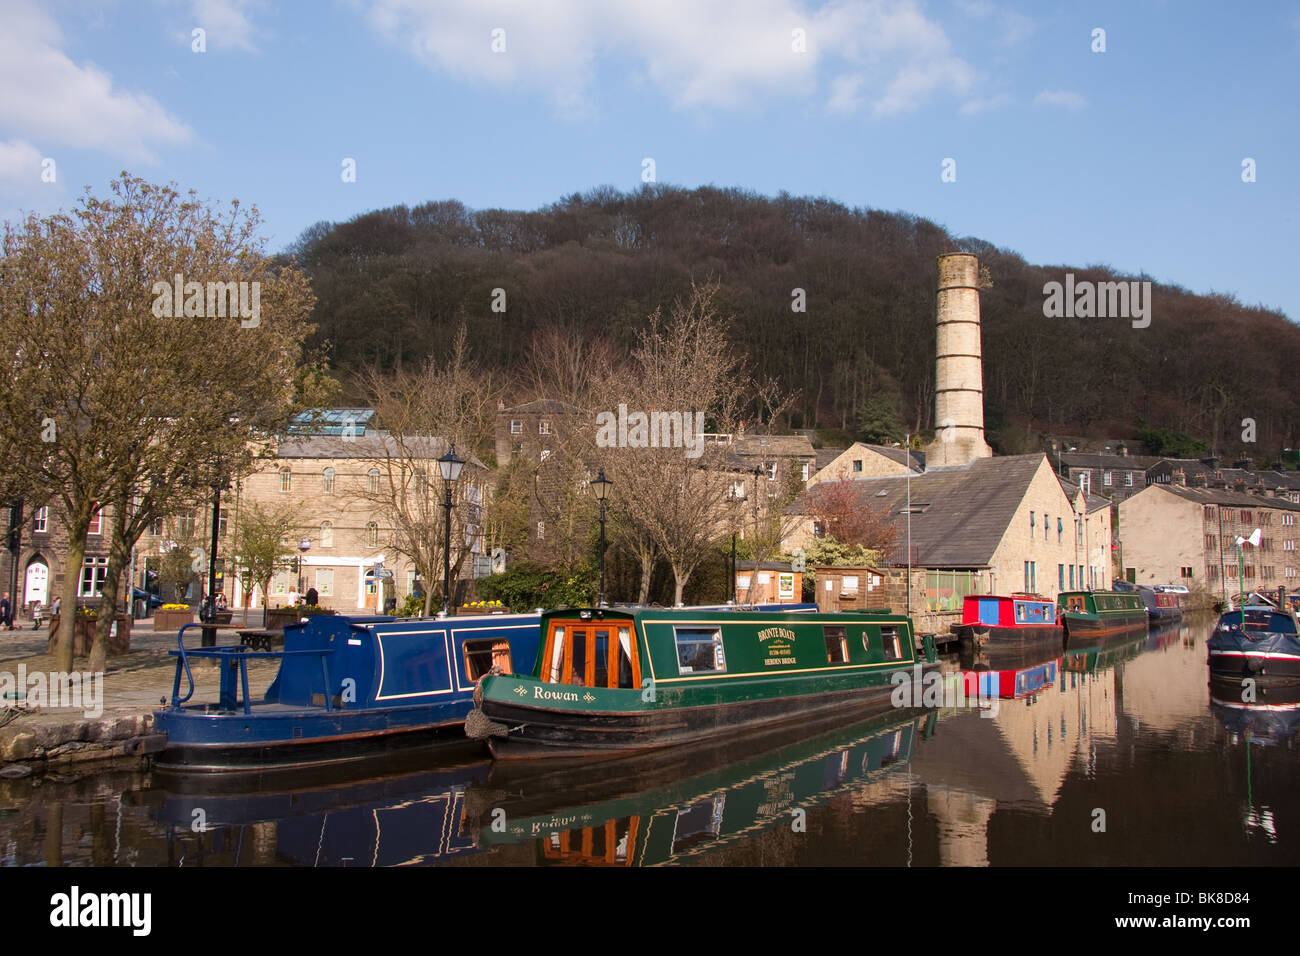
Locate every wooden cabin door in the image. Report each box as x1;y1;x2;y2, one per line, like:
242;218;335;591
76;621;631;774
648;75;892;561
544;621;640;689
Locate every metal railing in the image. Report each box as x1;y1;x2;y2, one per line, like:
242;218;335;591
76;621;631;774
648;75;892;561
169;622;334;716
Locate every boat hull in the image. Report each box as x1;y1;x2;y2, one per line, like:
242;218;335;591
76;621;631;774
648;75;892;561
153;706;480;773
1060;610;1148;644
950;622;1063;649
481;676;917;761
1206;611;1300;683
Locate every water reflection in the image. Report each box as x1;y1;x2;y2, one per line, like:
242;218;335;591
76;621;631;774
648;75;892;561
0;613;1296;866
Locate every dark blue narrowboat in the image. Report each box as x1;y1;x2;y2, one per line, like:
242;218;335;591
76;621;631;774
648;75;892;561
151;612;542;772
1138;585;1183;623
1207;605;1300;682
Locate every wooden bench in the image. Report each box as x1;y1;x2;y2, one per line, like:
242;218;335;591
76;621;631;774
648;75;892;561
236;629;282;652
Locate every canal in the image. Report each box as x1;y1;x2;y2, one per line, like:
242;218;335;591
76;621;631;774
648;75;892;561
1;615;1295;866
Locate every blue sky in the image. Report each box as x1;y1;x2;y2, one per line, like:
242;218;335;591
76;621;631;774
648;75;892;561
2;0;1297;318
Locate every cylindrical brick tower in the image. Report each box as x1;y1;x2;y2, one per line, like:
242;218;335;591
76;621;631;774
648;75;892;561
924;253;992;468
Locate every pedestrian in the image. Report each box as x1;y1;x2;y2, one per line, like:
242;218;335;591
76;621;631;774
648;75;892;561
52;595;61;618
304;587;319;607
287;588;298;607
216;592;228;611
0;593;10;631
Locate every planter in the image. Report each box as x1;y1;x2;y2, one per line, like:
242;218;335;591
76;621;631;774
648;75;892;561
154;609;195;631
455;606;511;615
46;614;132;657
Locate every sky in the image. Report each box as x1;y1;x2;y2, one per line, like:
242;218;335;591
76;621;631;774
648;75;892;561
1;0;1297;318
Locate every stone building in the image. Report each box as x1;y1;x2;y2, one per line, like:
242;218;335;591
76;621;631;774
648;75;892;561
1055;450;1155;504
808;442;922;486
1118;480;1300;591
0;500;115;617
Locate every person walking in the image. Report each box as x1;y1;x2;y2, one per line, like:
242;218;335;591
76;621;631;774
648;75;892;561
0;593;11;631
304;587;319;607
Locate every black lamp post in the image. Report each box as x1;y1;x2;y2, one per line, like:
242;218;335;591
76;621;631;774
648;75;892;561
591;469;612;606
727;480;746;603
201;460;228;647
747;466;763;603
438;443;465;616
297;538;311;599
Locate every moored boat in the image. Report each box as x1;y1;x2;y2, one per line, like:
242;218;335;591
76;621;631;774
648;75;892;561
1206;604;1300;682
1056;589;1147;644
1138;586;1183;623
466;605;930;760
949;593;1062;649
150;612;542;772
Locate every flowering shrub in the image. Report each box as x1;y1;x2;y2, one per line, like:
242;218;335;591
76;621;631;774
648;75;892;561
159;603;190;612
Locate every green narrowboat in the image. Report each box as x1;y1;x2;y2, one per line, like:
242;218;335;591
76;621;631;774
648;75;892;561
1056;589;1148;644
467;606;927;760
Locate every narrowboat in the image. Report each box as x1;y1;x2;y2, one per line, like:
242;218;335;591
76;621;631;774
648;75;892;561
474;713;919;865
150;612;542;772
466;606;929;760
1138;586;1183;623
949;593;1062;649
1056;589;1148;643
1206;604;1300;682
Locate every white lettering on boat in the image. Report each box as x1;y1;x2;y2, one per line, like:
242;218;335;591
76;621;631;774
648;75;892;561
534;685;581;702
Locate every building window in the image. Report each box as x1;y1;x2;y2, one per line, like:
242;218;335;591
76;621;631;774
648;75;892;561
366;522;379;548
510;419;522;435
1059;564;1065;590
1057;517;1063;543
149;516;163;536
674;626;726;674
800;462;810;482
320;521;333;548
764;462;777;481
1103;470;1113;486
33;507;48;533
813;521;826;538
1068;565;1075;588
1044;514;1049;541
279;468;291;492
367;468;381;493
1241;510;1252;523
539;420;551;435
1079;472;1091;494
177;514;196;538
1204;506;1216;520
1029;511;1035;537
79;557;108;597
315;568;333;597
218;515;227;537
1182;567;1194;578
1124;472;1134;487
1207;535;1218;552
852;460;863;473
322;468;335;494
87;505;102;536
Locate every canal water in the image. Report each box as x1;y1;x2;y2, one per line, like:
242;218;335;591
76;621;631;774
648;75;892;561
1;615;1295;866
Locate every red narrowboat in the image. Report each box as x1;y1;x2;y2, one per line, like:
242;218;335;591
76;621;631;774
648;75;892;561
950;594;1064;650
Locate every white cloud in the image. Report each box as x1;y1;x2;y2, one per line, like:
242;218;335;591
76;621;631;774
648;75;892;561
359;0;976;118
189;0;263;52
1034;89;1087;110
955;0;1035;44
0;140;44;185
0;1;192;164
960;92;1011;115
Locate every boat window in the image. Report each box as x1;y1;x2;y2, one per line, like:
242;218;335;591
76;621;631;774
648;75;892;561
547;627;565;682
593;630;610;688
675;626;726;674
568;630;588;685
617;627;634;688
880;626;902;660
464;638;512;680
824;625;849;664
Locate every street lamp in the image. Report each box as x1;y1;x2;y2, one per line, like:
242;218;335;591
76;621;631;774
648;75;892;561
591;469;612;606
746;465;763;602
727;479;747;603
297;537;310;598
438;443;466;616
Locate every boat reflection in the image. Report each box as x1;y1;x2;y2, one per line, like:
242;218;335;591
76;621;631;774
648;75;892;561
127;751;491;866
473;711;922;866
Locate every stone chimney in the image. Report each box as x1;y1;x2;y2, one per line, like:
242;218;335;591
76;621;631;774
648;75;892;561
1172;468;1187;487
1118;443;1128;457
924;253;992;468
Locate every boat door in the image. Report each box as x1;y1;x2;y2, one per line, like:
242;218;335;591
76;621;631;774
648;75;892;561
542;618;641;689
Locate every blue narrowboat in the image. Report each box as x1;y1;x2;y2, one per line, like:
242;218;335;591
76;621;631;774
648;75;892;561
151;612;542;772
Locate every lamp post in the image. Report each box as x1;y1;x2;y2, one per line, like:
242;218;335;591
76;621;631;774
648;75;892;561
728;480;746;604
201;460;228;647
747;465;763;603
297;538;310;598
591;469;612;606
438;443;466;616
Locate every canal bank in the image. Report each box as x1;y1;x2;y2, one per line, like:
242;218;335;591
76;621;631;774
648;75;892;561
0;615;274;773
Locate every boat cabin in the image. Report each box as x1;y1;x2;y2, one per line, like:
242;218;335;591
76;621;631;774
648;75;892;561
961;594;1056;627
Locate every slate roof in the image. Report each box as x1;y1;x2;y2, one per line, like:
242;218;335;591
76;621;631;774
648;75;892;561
864;443;925;472
1056;476;1112;514
274;434;487;469
815;447;847;470
726;434;816;466
790;454;1049;569
1059;452;1155;471
1143;483;1300;512
1148;458;1297;491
